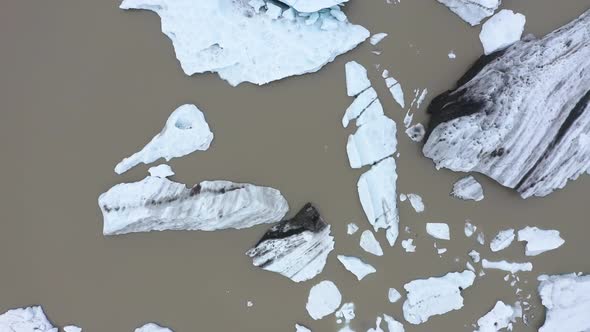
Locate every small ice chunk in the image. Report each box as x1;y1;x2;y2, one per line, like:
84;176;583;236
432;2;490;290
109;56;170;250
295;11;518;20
517;227;565;256
426;223;450;240
383;314;405;332
451;176;484;201
345;61;371;96
385;77;405;109
335;302;355;324
399;193;407;201
479;10;526;55
415;89;428;109
346;115;397;168
148;164;174;178
438;248;448;255
246;300;254;307
135;323;174;332
360;230;384;256
265;3;282;20
370;33;388;45
537;274;590;332
477;232;485;245
448;51;456;59
490;229;515;252
388;288;402;303
468;250;481;263
464;221;477;237
367;316;384;332
357;157;399;246
115;104;213;174
306;280;342;320
337;255;377;280
305;12;319;25
64;326;82;332
475;301;519;332
295;324;312;332
406;193;424;213
466;262;475;272
401;239;416;252
330;9;347;22
347;223;359;235
405;123;426;142
0;306;57;332
403;270;476;324
482;259;533;274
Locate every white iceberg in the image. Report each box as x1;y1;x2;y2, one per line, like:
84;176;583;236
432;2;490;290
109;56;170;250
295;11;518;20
306;280;342;320
345;61;372;97
482;260;532;274
115;104;213;174
490;229;515;252
148;164;174;178
406;193;424;213
388;288;402;303
0;306;57;332
346;115;397;168
360;230;384;256
337;255;376;280
436;0;501;26
480;10;526;55
475;301;520;332
451;176;484;201
426;223;450;240
517;226;565;256
370;33;388;46
538;274;590;332
120;0;369;86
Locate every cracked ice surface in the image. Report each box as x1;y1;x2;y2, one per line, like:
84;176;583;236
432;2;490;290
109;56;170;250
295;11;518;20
120;0;369;86
115;104;213;174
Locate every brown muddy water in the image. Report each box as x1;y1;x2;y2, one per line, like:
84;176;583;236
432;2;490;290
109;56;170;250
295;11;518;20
1;0;590;331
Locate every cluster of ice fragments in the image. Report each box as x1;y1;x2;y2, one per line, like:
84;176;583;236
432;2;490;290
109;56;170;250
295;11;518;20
424;10;590;198
343;61;400;247
120;0;369;86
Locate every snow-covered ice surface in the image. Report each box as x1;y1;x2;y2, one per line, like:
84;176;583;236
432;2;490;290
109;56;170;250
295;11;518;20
482;260;533;273
246;203;334;282
99;176;288;235
345;61;371;97
277;0;347;12
475;301;520;332
426;223;450;240
405;123;425;142
0;306;57;332
406;194;424;213
357;157;399;246
346;115;397;168
388;288;402;303
148;164;174;178
337;255;377;280
517;227;565;256
480;10;526;55
538;274;590;332
306;280;342;320
135;323;174;332
360;230;384;256
403;270;476;324
451;176;484;201
370;33;388;45
120;0;368;86
115;104;213;174
347;222;359;235
64;326;82;332
436;0;501;26
295;324;312;332
490;229;515;252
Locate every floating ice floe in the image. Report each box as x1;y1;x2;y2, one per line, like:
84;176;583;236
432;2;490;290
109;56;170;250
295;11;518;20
479;10;526;55
342;88;383;128
357;157;399;246
464;221;477;237
517;227;565;256
448;51;457;59
482;260;532;273
335;302;355;325
388;288;402;303
360;230;384;256
120;0;368;86
0;306;57;332
401;239;416;253
295;324;312;332
403;270;476;324
426;223;450;240
99;176;288;235
135;323;174;332
436;0;501;26
306;280;342;320
475;301;521;332
423;10;590;198
490;229;515;252
64;326;82;332
383;314;405;332
345;61;372;97
538;273;590;332
403;111;413;129
246;203;334;282
405;123;426;142
468;250;481;263
347;222;359;235
115;104;213;174
337;255;377;280
148;164;175;178
383;74;405;109
438;248;448;255
370;33;388;46
405;194;424;213
477;232;486;245
410;88;428;109
346;115;398;168
451;176;484;201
